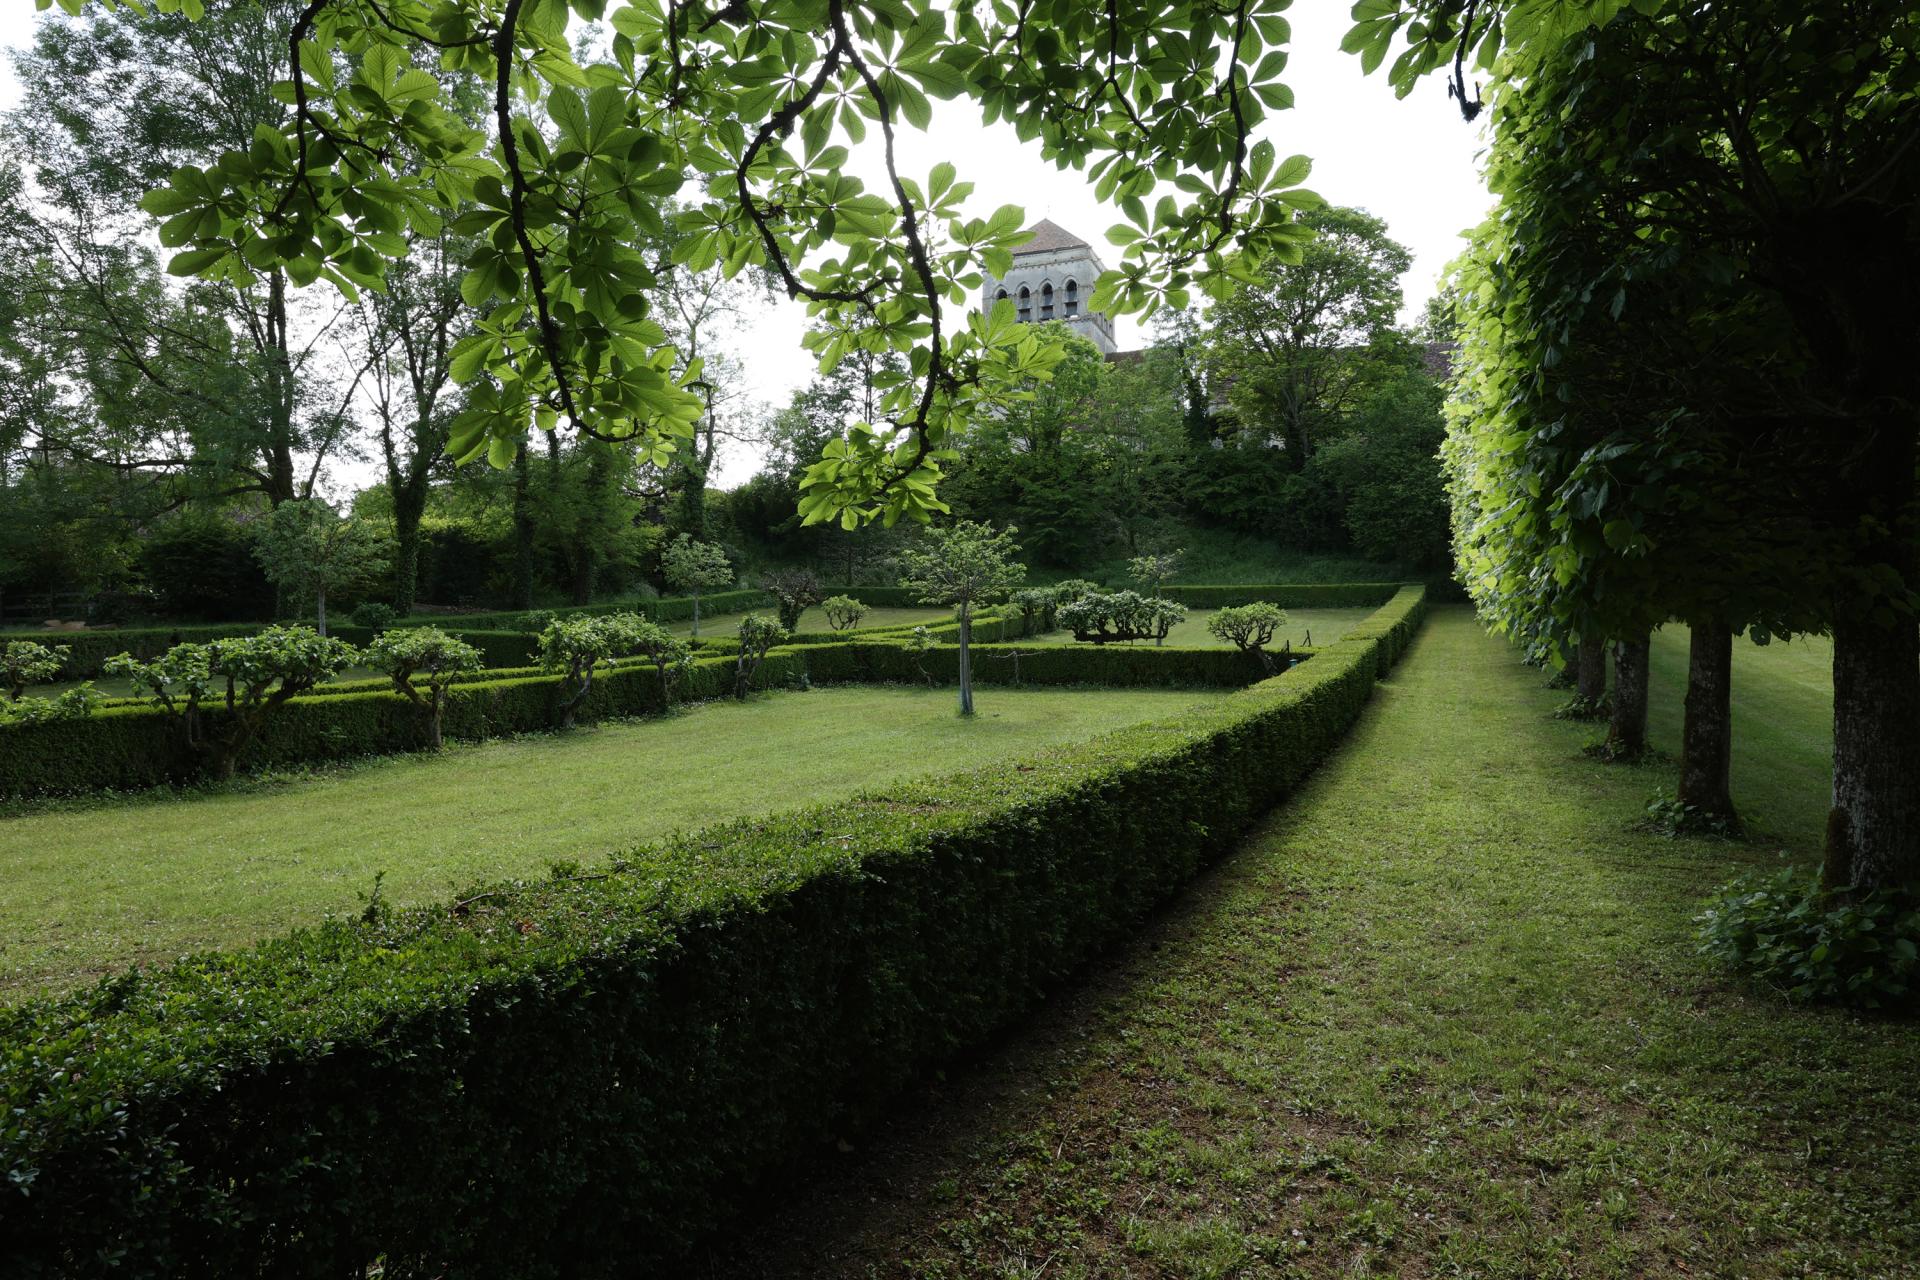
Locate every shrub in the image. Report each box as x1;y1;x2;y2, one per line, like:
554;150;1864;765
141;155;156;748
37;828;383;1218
104;626;361;779
761;568;823;630
350;601;399;632
1127;550;1184;596
1050;577;1101;604
1057;590;1187;645
821;595;869;631
3;683;102;724
1698;866;1920;1007
1207;602;1288;651
0;587;1427;1277
538;613;648;728
1008;587;1059;632
2;639;68;700
733;613;789;699
368;628;486;749
629;619;692;701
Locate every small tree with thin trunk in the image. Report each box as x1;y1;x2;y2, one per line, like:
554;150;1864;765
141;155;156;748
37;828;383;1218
253;499;392;636
1127;550;1184;598
538;613;645;729
1208;602;1288;672
628;619;692;704
661;535;733;638
369;627;485;749
106;626;360;780
2;640;68;701
732;614;789;699
897;522;1026;717
821;595;869;631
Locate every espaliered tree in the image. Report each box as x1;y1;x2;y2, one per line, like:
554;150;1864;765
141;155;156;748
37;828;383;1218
1431;1;1917;877
897;520;1024;716
54;0;1327;539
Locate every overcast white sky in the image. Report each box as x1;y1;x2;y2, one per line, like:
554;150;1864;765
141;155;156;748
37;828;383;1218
0;1;1491;488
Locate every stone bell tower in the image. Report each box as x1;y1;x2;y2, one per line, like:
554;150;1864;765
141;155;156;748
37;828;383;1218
978;219;1117;355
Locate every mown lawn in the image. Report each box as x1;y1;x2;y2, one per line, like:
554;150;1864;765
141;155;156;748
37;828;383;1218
0;685;1205;1002
1024;606;1375;651
701;608;1919;1279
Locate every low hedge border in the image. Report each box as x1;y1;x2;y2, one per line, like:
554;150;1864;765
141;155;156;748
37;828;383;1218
0;588;1426;1277
0;591;778;680
1;608;1300;798
1159;581;1406;608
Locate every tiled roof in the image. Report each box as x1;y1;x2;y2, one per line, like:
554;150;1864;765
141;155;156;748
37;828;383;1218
1012;218;1091;256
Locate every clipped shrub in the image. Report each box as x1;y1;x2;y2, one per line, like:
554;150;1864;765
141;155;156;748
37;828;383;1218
1058;590;1187;645
2;683;102;724
368;627;486;749
821;595;869;631
1207;602;1288;651
104;625;361;779
761;568;823;630
539;613;648;728
350;601;398;632
2;639;68;700
1698;866;1920;1007
1008;587;1059;632
733;613;790;699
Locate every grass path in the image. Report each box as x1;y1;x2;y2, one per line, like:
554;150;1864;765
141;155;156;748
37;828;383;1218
702;608;1920;1279
0;686;1203;1002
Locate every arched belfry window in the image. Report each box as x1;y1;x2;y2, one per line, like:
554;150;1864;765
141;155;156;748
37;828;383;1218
995;288;1008;302
1017;286;1031;323
1041;282;1054;319
1064;279;1079;316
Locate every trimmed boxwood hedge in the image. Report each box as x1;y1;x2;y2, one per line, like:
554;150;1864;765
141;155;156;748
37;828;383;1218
0;586;1426;1277
0;606;1287;797
0;592;776;680
1159;581;1405;608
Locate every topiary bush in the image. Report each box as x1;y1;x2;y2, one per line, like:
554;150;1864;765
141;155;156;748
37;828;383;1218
1698;866;1920;1007
1057;590;1187;645
821;595;869;631
350;601;398;632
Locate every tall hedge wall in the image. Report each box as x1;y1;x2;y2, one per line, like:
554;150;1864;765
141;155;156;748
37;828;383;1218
0;587;1427;1277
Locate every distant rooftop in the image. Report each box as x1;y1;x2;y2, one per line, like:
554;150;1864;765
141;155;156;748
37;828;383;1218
1011;218;1091;256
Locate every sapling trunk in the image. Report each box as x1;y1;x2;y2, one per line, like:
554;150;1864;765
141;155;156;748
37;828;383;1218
1826;611;1920;891
428;687;445;750
1606;632;1650;758
957;609;975;716
691;593;701;638
315;585;328;637
1677;621;1735;822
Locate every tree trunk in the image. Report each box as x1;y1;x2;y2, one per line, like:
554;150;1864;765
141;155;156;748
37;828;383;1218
428;690;445;751
957;609;975;716
512;443;536;610
391;482;427;617
1826;612;1920;891
1606;632;1650;758
691;592;701;639
1677;621;1735;821
1576;634;1607;705
315;584;327;637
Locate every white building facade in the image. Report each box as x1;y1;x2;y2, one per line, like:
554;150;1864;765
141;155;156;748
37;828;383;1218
978;219;1118;355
